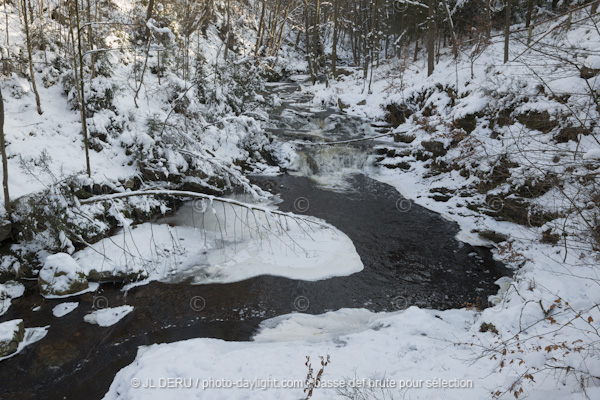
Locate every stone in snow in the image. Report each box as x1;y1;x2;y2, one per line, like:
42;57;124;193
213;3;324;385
38;253;89;297
0;319;24;357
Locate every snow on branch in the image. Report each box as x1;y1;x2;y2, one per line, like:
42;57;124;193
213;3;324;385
80;189;330;229
146;18;173;36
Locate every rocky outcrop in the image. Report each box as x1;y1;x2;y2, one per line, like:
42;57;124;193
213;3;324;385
0;220;11;243
421;140;447;157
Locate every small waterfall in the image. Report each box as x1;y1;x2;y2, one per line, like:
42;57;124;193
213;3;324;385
291;145;371;191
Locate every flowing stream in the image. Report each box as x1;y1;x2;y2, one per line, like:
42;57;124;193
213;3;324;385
0;77;509;399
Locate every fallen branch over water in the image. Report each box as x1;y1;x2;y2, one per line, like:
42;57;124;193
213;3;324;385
80;189;329;228
292;131;404;146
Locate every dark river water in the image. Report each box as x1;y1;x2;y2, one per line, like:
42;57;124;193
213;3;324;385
0;80;509;400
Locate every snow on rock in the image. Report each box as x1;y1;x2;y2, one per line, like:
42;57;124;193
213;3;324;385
73;224;201;287
84;305;134;327
0;326;48;362
0;319;24;357
0;281;25;316
52;302;79;318
39;253;89;297
583;148;600;160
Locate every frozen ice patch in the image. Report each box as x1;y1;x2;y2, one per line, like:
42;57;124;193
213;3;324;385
84;305;134;327
52;302;79;318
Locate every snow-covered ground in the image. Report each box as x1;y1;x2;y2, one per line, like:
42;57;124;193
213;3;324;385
103;305;599;400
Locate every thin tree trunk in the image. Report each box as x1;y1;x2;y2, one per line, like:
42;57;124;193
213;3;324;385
504;0;511;63
86;0;95;79
224;0;231;59
273;3;290;60
305;1;315;84
427;0;435;76
331;0;339;78
487;0;492;36
312;0;321;67
440;0;458;59
414;37;418;62
4;1;10;61
0;87;11;220
254;0;266;57
22;0;43;115
145;0;156;39
525;0;534;27
73;0;91;176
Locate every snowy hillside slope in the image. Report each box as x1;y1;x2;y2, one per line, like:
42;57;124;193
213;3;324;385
0;0;301;275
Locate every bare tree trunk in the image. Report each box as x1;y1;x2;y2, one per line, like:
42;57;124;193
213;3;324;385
312;0;321;68
4;1;10;61
86;0;95;79
224;0;231;59
525;0;534;27
0;87;10;220
305;1;316;84
504;0;511;63
22;0;43;115
273;2;290;60
414;37;418;62
440;0;458;59
254;0;266;57
427;0;435;76
145;0;156;39
331;0;339;78
72;0;91;177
